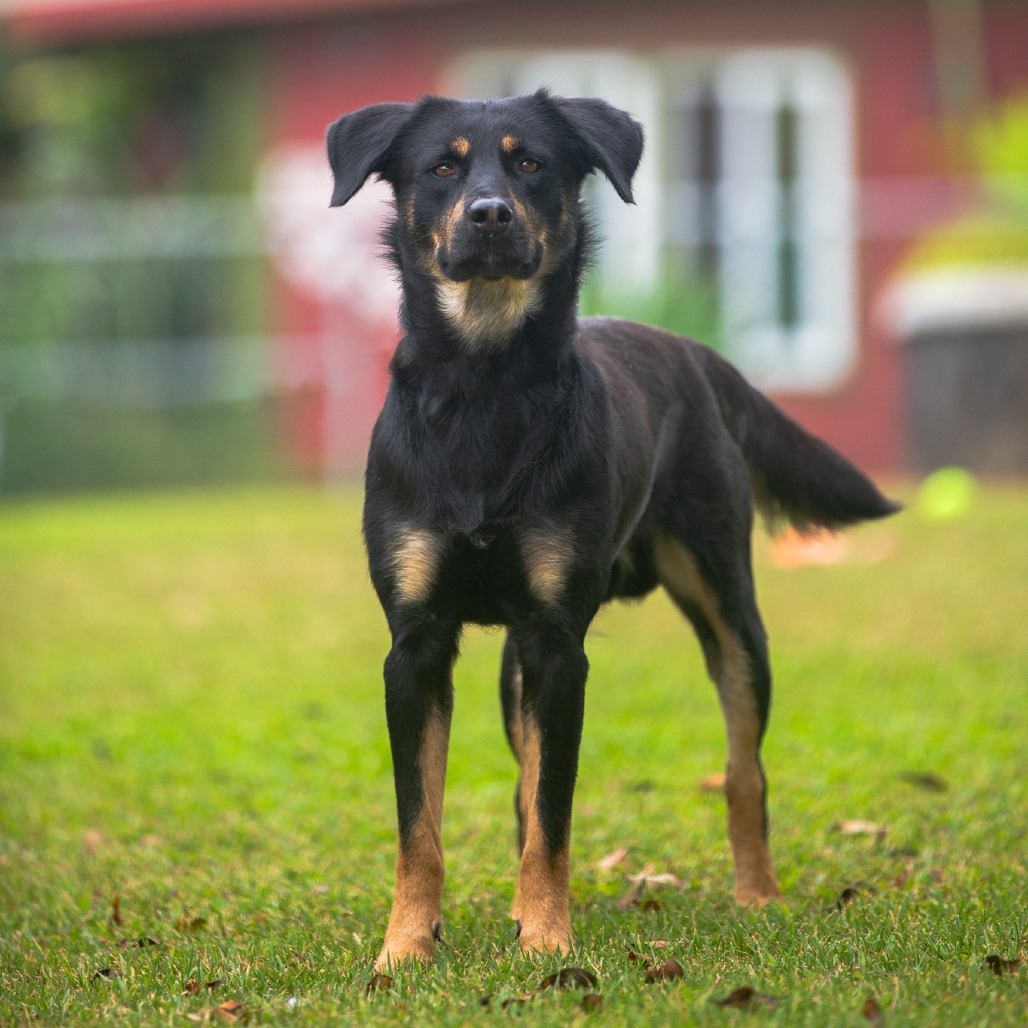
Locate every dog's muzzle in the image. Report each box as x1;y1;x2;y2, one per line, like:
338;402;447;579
438;197;542;282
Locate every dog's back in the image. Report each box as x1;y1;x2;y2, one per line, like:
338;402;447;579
577;316;899;541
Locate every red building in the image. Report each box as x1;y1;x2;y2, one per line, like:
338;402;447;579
6;0;1027;476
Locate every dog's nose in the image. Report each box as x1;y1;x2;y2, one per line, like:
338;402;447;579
468;197;513;235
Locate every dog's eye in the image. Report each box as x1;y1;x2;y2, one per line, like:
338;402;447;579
431;163;456;178
518;158;541;174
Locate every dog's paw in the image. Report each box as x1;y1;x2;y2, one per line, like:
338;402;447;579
732;856;782;907
516;919;572;957
733;881;784;907
374;923;440;971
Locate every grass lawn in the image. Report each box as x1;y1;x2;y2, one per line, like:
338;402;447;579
0;483;1025;1025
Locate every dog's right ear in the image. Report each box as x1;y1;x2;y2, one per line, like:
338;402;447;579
549;94;644;205
326;102;413;207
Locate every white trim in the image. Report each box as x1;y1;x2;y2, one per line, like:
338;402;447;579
882;267;1028;339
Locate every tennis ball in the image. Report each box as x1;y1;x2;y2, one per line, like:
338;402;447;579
918;466;976;521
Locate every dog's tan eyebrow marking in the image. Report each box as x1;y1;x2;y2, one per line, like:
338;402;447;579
392;528;441;605
449;137;470;157
501;134;521;154
521;528;573;605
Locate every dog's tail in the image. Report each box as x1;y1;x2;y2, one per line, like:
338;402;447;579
697;347;901;533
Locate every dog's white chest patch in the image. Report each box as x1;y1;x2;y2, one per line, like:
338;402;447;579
437;278;542;349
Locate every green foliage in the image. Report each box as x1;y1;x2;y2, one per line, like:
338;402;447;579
580;261;724;351
905;93;1028;272
1;485;1025;1024
0;397;286;494
0;40;270;497
0;39;263;198
975;93;1028;216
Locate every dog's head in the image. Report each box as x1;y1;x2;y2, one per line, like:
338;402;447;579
326;90;643;346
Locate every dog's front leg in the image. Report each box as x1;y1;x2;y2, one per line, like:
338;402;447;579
376;621;458;970
509;624;588;956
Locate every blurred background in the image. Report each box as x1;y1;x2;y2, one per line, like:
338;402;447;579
0;0;1025;496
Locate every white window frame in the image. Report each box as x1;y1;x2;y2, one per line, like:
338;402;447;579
449;47;857;392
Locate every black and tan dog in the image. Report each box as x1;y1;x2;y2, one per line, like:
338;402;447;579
327;90;897;969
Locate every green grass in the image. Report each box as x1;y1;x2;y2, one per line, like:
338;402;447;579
1;484;1025;1025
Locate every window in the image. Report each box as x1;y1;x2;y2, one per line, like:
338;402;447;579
451;49;857;391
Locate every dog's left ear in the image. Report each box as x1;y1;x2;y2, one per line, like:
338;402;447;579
326;101;413;207
550;94;645;204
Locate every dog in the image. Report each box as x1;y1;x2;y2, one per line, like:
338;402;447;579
326;89;898;970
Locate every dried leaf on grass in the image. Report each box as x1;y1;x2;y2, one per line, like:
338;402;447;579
91;967;121;983
834;820;889;839
541;967;598;991
119;936;160;950
618;867;682;910
213;1001;244;1024
836;882;877;909
899;771;948;792
365;974;393;995
626;870;682;889
483;968;601;1012
177;916;208;934
644;959;685;984
985;954;1021;976
187;1000;244;1024
502;996;532;1010
863;995;885;1025
184;979;224;996
616;883;646;911
711;986;779;1011
595;847;629;872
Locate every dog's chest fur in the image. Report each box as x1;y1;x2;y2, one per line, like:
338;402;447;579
390;350;583;533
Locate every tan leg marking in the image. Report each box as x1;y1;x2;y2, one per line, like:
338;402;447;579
717;639;782;905
507;663;527;817
376;711;449;969
392;529;440;606
521;528;573;606
511;720;572;955
652;534;781;905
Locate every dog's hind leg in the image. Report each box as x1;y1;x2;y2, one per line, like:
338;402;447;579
375;618;460;970
499;635;528;854
653;533;782;905
506;622;589;955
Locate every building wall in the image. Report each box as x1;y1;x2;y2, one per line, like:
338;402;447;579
259;0;1025;475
